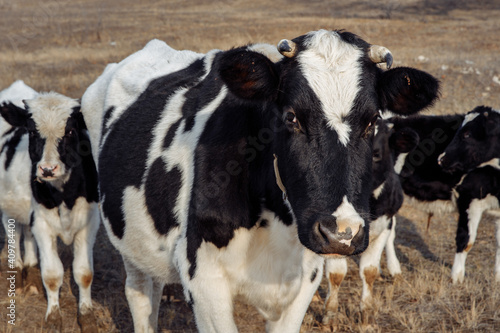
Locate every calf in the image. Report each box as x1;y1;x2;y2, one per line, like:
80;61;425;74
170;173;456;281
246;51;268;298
438;106;500;282
81;30;439;332
0;81;39;292
391;112;500;283
0;92;100;332
323;120;419;318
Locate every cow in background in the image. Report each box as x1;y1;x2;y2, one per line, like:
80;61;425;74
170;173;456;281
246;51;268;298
81;30;439;332
0;92;100;332
0;80;39;292
438;106;500;282
391;112;500;283
322;120;419;319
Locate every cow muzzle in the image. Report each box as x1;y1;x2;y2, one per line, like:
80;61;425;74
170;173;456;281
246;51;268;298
311;214;366;257
437;152;462;173
36;163;61;181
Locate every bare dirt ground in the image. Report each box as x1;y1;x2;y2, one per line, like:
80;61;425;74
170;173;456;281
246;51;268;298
0;0;499;332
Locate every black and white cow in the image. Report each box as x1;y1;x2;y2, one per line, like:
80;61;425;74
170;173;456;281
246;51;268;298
438;106;500;282
0;80;39;291
81;30;439;332
322;120;419;317
439;106;500;172
0;91;100;332
391;112;500;283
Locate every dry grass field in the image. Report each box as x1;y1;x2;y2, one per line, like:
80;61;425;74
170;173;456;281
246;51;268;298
1;0;499;332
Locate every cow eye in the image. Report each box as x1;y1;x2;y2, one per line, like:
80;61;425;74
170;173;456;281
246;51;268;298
284;110;302;133
462;131;470;139
66;129;75;137
285;111;297;124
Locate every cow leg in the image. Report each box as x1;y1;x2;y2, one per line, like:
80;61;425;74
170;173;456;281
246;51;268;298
359;220;391;311
385;216;401;276
73;209;99;333
322;257;347;324
150;280;165;331
266;250;324;333
32;216;64;331
124;258;156;333
495;217;500;283
186;270;238;333
22;224;42;295
452;199;483;284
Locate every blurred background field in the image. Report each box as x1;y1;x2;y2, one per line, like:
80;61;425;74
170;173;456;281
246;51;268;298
0;0;499;332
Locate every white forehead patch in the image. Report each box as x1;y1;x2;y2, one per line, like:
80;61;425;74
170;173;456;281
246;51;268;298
298;30;363;146
462;112;480;127
25;92;79;139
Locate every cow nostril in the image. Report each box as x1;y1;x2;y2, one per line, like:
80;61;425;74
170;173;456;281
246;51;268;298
39;165;58;177
318;222;354;242
337;226;353;240
316;222;329;243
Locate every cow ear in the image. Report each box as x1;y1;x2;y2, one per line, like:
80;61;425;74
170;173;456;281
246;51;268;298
389;126;420;153
0;102;30;127
219;49;279;101
378;67;440;116
71;106;87;131
484;112;500;136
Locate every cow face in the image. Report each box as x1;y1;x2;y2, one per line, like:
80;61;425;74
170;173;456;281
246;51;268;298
0;93;83;184
439;106;500;172
220;30;439;256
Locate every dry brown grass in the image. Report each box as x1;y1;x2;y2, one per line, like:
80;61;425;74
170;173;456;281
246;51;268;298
1;0;499;332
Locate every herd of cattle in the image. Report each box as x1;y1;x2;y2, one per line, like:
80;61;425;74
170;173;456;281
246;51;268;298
0;29;499;333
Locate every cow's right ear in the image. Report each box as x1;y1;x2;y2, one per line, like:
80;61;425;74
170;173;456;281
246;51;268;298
219;48;279;101
485;112;500;136
0;102;30;128
378;67;440;116
389;126;420;153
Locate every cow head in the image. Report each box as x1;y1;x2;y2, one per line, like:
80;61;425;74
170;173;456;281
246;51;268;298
439;106;500;173
372;120;419;189
0;92;85;185
218;29;439;256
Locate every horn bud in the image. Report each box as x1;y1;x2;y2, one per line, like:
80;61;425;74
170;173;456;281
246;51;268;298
277;39;297;58
369;45;393;69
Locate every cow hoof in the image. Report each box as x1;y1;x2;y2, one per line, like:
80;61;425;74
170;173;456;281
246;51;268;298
23;266;42;295
78;307;98;333
13;268;24;293
361;307;376;326
46;307;63;332
321;310;335;325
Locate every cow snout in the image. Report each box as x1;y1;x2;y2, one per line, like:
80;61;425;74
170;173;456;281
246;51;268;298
437;152;461;172
313;216;365;256
38;164;59;178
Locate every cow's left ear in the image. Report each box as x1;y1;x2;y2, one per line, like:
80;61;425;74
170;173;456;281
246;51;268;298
71;106;88;131
0;102;31;127
219;49;279;101
378;67;440;116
